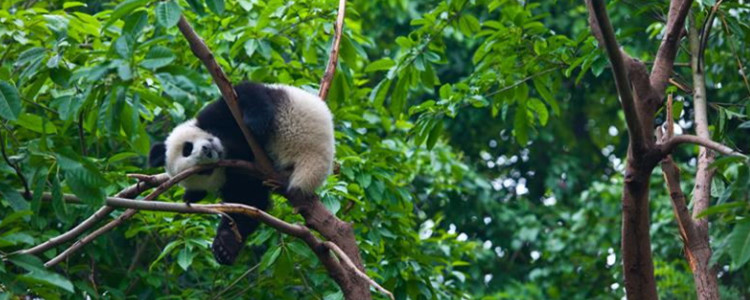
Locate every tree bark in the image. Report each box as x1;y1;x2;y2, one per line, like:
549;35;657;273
686;13;719;300
622;156;658;300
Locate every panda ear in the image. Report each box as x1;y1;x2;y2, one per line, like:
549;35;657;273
149;142;167;167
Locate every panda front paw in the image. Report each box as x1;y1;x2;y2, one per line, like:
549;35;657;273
183;190;208;204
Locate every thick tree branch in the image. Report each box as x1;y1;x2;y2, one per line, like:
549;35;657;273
586;0;645;151
660;156;696;243
318;0;346;101
101;198;392;299
176;16;275;176
650;0;693;95
660;135;746;158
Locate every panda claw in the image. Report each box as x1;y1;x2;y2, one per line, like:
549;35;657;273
262;179;284;191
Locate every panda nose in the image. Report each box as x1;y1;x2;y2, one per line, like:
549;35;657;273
202;145;213;158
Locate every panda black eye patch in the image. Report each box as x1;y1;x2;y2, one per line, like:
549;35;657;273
182;142;193;157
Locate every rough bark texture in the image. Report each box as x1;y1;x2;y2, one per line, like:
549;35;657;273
584;0;696;299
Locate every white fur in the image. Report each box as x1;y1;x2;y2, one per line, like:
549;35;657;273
164;119;226;192
265;84;335;193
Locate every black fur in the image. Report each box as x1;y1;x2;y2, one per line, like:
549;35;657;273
183;190;208;203
193;82;278;265
149;142;166;167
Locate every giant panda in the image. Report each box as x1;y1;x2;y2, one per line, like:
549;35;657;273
148;81;335;265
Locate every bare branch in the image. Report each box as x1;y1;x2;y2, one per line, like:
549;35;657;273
586;0;645;151
660;156;696;244
324;241;394;300
176;16;275;176
43;164;226;267
318;0;347;101
102;198;392;298
13;174;168;256
650;0;693;95
661;135;746;158
0;129;31;199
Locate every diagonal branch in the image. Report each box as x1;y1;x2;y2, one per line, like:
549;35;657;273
100;198;393;299
586;0;645;151
660;135;746;158
318;0;346;101
176;16;275;176
13;174;169;256
650;0;693;95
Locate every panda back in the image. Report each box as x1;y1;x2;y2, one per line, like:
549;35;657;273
265;84;335;192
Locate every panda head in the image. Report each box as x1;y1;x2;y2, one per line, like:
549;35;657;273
149;120;226;190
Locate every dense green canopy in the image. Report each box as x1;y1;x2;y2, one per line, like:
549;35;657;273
0;0;749;299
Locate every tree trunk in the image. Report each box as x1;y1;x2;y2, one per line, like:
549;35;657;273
621;156;658;300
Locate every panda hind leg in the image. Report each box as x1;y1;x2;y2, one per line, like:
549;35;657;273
211;175;269;265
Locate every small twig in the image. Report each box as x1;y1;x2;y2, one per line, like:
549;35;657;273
660;134;746;158
78;110;87;156
318;0;346;101
0;129;31;199
486;67;558;98
697;0;723;73
214;262;261;299
324;241;394;300
719;13;750;97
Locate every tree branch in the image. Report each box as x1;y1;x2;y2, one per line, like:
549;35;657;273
99;198;392;299
660;135;746;158
176;16;275;176
13;174;169;256
650;0;693;95
318;0;346;101
0;129;31;199
586;0;645;151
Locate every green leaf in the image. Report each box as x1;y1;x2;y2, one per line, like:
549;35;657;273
260;245;282;271
390;74;409;117
114;35;133;59
370;79;391;107
729;222;750;269
0;81;22;121
0;182;28;212
532;76;559;115
123;10;148;37
206;0;224;15
425;119;443;150
738;121;750;129
528;98;549;126
365;58;396;72
155;0;181;28
14;113;58;134
177;246;195;270
141;46;176;69
185;0;205;15
10;255;74;293
103;0;148;31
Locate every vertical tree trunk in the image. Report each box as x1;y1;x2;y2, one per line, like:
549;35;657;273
622;158;658;300
686;14;720;300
